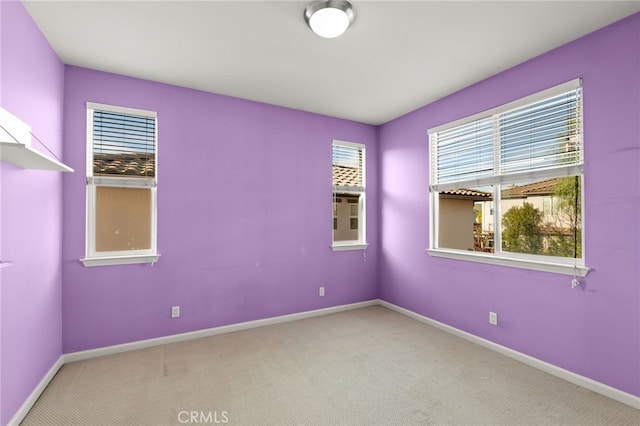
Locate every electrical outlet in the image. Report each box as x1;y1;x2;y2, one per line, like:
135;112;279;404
319;287;325;297
171;306;180;318
489;311;498;326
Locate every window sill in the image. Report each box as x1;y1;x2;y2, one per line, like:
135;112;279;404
81;254;160;267
427;248;589;277
331;243;369;252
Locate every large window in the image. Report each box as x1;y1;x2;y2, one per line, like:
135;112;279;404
428;79;586;276
332;140;367;250
82;102;159;266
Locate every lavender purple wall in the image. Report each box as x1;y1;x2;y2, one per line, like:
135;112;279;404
61;67;378;353
0;1;66;424
378;13;640;397
2;4;638;422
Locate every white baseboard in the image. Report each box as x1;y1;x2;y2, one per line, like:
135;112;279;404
8;355;64;426
378;300;640;410
64;299;378;363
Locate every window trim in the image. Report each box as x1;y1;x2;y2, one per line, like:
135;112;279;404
427;79;589;276
82;102;159;267
426;248;589;277
331;140;367;251
81;253;161;268
332;243;369;252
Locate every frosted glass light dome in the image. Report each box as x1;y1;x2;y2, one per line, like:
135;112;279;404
304;1;355;39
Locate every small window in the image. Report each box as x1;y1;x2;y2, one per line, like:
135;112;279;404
332;140;367;250
82;103;159;266
428;79;586;275
349;203;358;230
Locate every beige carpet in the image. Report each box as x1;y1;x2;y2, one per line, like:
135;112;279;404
21;306;639;425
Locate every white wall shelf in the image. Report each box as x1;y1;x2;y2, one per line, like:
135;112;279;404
0;107;73;172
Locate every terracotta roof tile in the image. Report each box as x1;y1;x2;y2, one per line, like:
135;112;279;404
440;178;565;200
442;188;492;198
333;165;360;186
501;178;561;198
94;153;155;177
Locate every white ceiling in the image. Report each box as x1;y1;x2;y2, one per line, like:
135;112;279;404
23;0;640;125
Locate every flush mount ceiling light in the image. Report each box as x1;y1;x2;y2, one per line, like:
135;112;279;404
304;1;355;39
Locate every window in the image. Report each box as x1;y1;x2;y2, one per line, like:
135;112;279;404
332;140;367;250
349;201;358;230
428;79;587;276
82;102;159;266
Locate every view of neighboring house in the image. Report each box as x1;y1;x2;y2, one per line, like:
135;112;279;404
332;164;360;242
92;153;155;251
498;177;581;257
499;177;572;228
441;177;580;256
438;188;492;251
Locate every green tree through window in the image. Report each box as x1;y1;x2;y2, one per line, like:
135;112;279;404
502;202;544;254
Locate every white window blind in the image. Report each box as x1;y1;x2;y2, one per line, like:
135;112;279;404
431;117;494;184
430;79;582;191
500;89;582;174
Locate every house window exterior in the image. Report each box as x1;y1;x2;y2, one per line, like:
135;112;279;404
428;79;586;276
332;140;367;250
349;201;358;230
82;102;159;266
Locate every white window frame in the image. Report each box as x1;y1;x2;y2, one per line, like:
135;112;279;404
332;140;368;251
81;102;160;267
428;79;589;277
